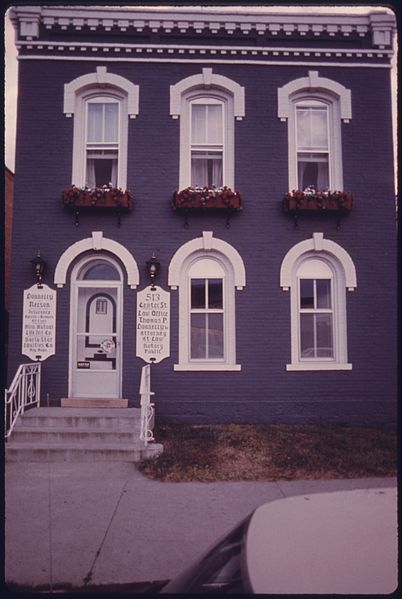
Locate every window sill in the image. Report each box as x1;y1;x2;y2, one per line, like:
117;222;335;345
286;363;352;371
174;363;241;371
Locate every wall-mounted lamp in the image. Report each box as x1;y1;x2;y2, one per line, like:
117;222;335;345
31;251;47;288
146;253;160;290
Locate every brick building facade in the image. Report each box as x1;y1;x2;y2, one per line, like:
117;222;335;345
8;6;396;425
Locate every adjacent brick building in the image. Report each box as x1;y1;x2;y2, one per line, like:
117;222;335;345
8;6;397;425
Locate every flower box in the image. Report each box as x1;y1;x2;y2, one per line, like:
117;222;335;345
283;189;353;213
62;186;133;210
62;185;133;226
172;186;242;211
283;189;353;228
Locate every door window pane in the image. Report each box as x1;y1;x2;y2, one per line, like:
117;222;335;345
81;262;120;280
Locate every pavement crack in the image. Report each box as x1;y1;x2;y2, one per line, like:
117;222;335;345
82;478;129;586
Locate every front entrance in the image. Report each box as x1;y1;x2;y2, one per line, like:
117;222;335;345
69;255;123;399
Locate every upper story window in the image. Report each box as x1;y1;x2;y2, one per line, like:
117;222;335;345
280;232;357;371
170;68;245;190
278;71;351;192
64;66;139;189
295;99;330;190
190;98;224;188
85;96;120;188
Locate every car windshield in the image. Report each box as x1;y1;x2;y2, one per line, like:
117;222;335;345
161;515;252;593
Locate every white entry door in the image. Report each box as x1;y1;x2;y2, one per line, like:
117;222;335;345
69;257;123;399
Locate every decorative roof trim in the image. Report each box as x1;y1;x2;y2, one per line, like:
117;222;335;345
63;66;139;117
16;40;393;65
16;55;393;70
280;232;357;290
9;6;396;49
278;70;352;121
170;67;245;119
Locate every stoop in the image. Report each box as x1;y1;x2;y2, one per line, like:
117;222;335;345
5;407;163;462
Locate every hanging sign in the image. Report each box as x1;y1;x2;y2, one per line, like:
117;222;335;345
136;286;170;363
22;284;57;361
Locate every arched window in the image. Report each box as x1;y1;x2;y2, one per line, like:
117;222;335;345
169;231;245;371
170;68;245;190
280;233;356;371
278;71;351;192
64;66;139;189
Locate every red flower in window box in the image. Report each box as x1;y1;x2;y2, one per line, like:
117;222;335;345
172;186;242;211
283;187;353;213
62;185;134;210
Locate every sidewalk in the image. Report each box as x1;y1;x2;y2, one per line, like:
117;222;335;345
5;460;396;590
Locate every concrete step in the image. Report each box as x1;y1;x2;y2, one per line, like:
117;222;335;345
10;427;141;443
15;407;142;429
6;442;163;462
6;406;163;463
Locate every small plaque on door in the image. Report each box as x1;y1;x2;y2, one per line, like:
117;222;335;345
77;361;90;369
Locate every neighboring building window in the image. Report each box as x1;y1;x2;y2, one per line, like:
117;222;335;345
63;66;139;189
170;68;245;190
277;71;351;192
168;231;246;371
280;233;356;371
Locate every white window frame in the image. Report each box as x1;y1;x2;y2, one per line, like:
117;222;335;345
181;91;233;189
64;66;139;189
277;70;351;192
280;233;356;371
72;90;127;189
168;231;245;371
84;94;121;188
170;68;245;191
290;92;342;191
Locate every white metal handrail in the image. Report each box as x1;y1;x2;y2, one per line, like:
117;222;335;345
139;364;155;446
4;362;41;439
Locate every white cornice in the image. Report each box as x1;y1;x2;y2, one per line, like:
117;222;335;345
9;6;396;50
15;39;393;64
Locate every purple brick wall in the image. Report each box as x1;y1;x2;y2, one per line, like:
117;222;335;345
8;55;396;426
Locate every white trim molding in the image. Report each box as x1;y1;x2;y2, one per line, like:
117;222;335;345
169;231;246;289
280;232;357;290
280;233;356;372
277;70;352;122
170;67;245;120
169;231;245;371
54;231;139;288
10;6;396;50
63;66;139;118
